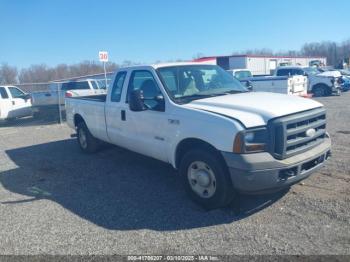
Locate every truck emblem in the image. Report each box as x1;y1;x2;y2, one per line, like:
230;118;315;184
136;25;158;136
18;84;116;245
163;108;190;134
306;128;316;138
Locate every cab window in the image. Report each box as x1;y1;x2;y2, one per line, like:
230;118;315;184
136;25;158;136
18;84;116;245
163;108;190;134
111;72;127;102
0;87;9;99
8;87;25;98
276;69;292;76
127;70;163;111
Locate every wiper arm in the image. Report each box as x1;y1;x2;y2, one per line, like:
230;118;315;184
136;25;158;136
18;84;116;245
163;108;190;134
224;90;248;94
176;93;225;104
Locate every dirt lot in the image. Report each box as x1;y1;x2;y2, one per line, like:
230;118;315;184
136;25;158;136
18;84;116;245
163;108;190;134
0;93;349;255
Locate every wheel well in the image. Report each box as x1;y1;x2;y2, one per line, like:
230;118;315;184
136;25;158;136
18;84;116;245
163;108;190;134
175;138;220;169
312;83;330;93
74;114;85;127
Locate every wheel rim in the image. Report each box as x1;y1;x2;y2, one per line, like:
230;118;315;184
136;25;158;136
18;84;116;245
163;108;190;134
187;161;216;198
78;128;88;149
314;88;324;97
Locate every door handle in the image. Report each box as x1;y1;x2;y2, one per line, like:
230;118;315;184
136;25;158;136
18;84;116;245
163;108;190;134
121;110;126;121
12;101;15;105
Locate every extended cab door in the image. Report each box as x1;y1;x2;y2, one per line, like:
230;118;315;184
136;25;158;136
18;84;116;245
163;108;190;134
7;86;32;118
0;87;12;119
105;71;129;147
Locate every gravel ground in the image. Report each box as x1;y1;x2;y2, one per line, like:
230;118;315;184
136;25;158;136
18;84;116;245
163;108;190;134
0;93;349;255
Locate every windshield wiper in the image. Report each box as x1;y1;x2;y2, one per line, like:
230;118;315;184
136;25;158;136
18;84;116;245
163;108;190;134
223;90;248;94
176;93;226;103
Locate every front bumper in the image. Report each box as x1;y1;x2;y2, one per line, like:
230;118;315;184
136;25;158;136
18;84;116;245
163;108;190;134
222;138;331;193
331;84;341;95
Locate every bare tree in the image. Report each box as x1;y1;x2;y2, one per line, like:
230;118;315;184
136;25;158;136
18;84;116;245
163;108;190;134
0;63;18;84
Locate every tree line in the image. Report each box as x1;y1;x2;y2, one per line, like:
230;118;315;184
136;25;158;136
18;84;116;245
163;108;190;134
232;39;350;67
0;61;119;85
1;39;349;85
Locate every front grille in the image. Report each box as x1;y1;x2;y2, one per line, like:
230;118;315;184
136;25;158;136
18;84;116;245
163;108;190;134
269;108;327;159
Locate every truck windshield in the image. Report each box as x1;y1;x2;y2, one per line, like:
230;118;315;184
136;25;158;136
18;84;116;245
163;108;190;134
304;67;320;75
157;65;247;103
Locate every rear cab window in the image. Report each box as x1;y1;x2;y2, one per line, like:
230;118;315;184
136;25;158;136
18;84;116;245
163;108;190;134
0;87;9;99
62;81;90;90
276;69;293;76
90;81;99;90
111;72;127;102
235;71;252;80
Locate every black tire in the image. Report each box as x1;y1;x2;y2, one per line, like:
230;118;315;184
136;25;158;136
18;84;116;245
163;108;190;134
179;149;235;209
76;122;99;153
312;85;329;97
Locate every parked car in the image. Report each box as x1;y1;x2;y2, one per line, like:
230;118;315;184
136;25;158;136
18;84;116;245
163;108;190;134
31;79;107;117
340;69;350;76
228;69;253;80
66;63;331;209
274;66;341;97
0;86;32;121
341;76;350;91
228;69;308;96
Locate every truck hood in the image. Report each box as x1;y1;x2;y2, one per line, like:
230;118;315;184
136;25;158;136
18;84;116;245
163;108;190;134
318;71;342;78
183;92;323;128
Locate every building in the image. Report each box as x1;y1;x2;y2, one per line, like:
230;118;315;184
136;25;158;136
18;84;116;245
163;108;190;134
193;55;327;76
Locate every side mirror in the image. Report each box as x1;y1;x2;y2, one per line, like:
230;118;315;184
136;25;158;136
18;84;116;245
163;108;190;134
20;94;31;101
129;89;147;112
245;81;253;91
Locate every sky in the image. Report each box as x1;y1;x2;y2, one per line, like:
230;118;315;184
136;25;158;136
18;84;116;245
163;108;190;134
1;0;349;68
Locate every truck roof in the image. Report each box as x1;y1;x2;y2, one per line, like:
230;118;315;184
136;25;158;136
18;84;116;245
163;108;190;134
120;62;212;70
0;85;18;88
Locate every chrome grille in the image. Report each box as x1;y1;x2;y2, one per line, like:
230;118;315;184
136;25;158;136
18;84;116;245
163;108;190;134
269;108;327;159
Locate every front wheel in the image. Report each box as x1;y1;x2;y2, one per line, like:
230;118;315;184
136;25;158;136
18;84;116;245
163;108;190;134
76;122;99;153
179;150;235;209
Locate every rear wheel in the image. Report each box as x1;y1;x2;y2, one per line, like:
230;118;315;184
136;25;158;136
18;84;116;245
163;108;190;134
76;122;99;153
179;149;235;209
312;85;329;97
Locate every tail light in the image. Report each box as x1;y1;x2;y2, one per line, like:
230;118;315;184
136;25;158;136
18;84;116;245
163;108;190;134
65;91;73;97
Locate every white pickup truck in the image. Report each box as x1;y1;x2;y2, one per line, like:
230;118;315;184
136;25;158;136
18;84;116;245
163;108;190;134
274;66;341;97
0;86;32;121
66;63;331;209
228;69;308;96
31;79;106;117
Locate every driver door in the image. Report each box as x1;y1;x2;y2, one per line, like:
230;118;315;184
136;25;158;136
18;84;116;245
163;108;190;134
7;86;31;118
123;70;169;162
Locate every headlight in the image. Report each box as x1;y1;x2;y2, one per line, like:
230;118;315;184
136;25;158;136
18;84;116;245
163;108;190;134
233;127;268;153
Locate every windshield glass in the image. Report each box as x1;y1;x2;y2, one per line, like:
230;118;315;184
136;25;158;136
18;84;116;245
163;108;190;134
304;67;321;75
157;65;247;103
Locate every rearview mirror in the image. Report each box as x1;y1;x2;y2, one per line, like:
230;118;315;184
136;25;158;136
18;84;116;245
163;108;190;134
129;89;147;112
